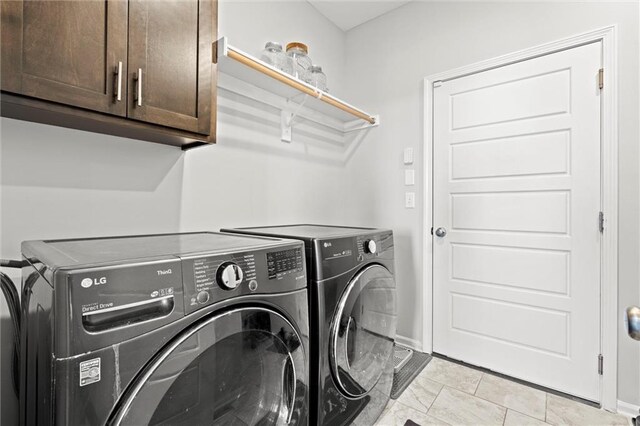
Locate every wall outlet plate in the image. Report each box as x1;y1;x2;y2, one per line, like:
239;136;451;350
405;192;415;208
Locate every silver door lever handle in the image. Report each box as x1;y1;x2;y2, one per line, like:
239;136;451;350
435;227;447;237
627;306;640;341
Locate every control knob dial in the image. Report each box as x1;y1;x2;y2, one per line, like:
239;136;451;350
364;239;377;254
217;262;244;290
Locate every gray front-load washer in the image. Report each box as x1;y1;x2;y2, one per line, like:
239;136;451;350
20;232;309;425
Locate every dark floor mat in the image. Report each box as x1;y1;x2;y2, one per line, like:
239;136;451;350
390;345;432;399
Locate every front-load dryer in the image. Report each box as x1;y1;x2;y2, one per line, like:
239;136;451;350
222;225;398;425
20;232;309;425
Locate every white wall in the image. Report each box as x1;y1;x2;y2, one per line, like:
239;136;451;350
180;0;356;231
344;1;640;407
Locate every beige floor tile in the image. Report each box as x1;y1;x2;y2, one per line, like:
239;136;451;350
379;400;396;420
546;394;630;426
428;386;506;426
421;358;483;394
504;409;549;426
375;401;449;426
475;373;546;420
395;375;443;414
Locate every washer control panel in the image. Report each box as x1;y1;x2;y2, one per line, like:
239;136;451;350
267;248;304;280
182;242;306;314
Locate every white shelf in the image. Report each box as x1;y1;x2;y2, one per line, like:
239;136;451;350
215;37;379;142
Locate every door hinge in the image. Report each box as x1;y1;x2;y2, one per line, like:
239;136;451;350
212;40;218;64
599;211;605;233
433;81;443;88
598;354;603;375
598;68;604;90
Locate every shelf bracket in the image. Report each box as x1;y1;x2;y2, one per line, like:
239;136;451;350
281;94;311;143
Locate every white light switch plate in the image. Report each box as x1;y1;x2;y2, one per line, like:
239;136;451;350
403;148;414;165
405;192;415;208
405;169;415;186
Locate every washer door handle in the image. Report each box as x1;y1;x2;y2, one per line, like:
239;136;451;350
344;316;354;370
281;355;297;424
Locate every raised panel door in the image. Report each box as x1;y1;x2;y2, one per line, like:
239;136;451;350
432;42;602;400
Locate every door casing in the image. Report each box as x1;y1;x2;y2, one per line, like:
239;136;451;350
422;26;618;410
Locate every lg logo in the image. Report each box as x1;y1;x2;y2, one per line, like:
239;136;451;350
80;277;107;288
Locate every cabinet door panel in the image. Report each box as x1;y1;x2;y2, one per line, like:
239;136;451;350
1;0;128;116
128;0;212;134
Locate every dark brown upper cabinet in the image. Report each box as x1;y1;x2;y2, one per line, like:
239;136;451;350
1;1;128;116
128;0;212;134
1;0;217;149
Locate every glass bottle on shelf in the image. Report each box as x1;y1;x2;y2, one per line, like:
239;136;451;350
286;42;312;83
260;42;293;75
309;65;328;92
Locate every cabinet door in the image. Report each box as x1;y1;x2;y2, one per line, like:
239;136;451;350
127;0;212;134
1;1;128;116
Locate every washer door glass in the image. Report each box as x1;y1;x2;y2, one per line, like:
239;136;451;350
110;307;306;425
329;264;397;398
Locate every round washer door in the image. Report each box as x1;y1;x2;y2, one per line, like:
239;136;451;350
109;307;307;425
329;264;397;398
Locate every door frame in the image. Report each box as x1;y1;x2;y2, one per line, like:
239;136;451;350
422;26;618;410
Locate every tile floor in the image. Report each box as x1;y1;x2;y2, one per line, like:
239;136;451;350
375;357;632;426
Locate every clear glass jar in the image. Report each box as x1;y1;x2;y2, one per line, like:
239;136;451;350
260;42;293;75
286;42;312;83
260;42;280;66
309;65;328;92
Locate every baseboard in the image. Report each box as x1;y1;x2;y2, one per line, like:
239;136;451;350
617;400;640;418
395;335;424;352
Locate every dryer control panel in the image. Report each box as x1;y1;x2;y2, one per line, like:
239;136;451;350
315;230;395;281
356;230;393;261
181;243;306;314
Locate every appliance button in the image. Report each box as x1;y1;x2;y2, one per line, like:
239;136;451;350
248;280;258;292
196;290;210;304
357;254;364;262
364;239;377;254
216;262;244;290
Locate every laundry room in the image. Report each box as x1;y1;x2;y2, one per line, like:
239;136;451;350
1;1;639;425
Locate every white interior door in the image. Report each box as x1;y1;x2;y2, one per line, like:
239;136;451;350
432;41;602;401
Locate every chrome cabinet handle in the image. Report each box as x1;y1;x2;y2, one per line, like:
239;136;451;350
113;61;122;102
435;227;447;237
134;68;142;107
